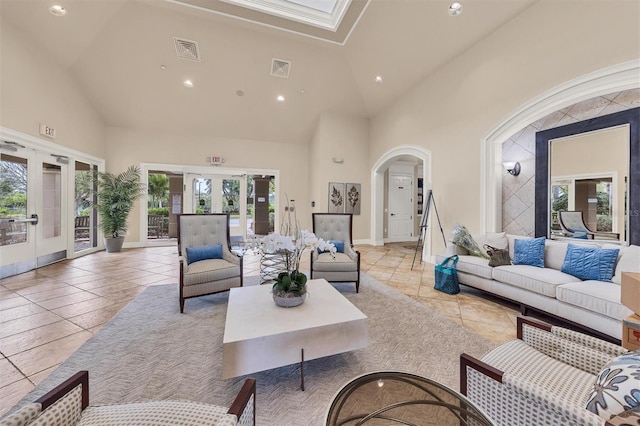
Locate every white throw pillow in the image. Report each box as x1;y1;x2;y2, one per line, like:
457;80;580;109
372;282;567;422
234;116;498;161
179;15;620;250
544;240;568;271
473;232;508;256
609;245;640;284
585;349;640;419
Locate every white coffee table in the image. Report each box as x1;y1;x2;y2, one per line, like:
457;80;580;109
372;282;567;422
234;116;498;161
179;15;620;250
222;279;368;389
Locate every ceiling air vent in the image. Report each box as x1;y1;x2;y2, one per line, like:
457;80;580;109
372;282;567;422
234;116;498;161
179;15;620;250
271;58;291;79
173;37;200;62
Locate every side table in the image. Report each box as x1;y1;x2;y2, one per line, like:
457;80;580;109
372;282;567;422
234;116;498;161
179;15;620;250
259;251;287;283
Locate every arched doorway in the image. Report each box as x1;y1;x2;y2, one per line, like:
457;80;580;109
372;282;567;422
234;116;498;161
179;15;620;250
371;145;432;260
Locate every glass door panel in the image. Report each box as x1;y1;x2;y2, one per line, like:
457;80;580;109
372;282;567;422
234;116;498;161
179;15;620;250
183;173;247;240
74;161;97;252
223;177;244;238
0;149;70;278
0;153;29;247
35;153;67;264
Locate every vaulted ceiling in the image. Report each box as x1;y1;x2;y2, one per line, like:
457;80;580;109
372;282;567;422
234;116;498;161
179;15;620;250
1;0;537;144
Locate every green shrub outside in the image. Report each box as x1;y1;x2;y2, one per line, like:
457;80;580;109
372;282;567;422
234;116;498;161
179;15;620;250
148;207;169;216
597;215;612;232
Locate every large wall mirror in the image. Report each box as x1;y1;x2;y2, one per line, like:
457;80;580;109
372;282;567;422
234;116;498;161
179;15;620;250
535;107;640;246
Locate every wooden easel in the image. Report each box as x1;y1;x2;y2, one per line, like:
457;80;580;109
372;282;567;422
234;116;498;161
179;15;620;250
411;190;447;270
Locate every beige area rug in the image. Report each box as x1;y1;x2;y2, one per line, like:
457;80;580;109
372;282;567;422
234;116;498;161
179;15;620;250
12;274;495;425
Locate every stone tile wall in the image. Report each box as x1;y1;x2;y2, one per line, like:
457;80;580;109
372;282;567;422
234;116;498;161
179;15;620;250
502;88;640;236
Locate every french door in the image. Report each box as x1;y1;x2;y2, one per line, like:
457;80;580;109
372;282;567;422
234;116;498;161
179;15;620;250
183;173;247;239
1;148;69;277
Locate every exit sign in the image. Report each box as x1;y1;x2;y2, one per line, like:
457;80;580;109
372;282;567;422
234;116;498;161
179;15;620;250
210;156;224;165
39;124;56;138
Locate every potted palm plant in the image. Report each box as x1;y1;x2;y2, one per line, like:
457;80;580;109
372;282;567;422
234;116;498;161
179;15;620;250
93;166;145;253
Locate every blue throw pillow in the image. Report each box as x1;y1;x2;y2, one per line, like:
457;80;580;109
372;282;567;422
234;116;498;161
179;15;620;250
570;233;588;239
513;237;545;268
186;244;223;265
561;244;619;281
318;240;344;254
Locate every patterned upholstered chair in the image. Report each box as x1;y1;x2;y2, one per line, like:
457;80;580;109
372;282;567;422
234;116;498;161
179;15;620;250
178;214;243;313
460;317;636;426
0;371;256;426
310;213;360;292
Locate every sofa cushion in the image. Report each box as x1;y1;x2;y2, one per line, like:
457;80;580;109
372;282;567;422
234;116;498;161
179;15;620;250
481;339;596;413
608;244;640;285
313;252;357;272
79;401;236;426
585;350;640;420
183;259;240;286
556;281;633;320
493;265;580;297
513;237;545;268
436;254;493;280
561;244;619;282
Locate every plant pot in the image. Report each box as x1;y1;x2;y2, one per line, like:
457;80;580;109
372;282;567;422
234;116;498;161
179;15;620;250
273;292;307;308
104;236;125;253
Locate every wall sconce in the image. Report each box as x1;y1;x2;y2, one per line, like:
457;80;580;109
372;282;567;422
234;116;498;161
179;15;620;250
503;161;521;176
332;156;344;164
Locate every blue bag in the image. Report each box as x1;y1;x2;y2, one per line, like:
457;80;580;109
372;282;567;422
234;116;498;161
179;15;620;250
434;255;460;295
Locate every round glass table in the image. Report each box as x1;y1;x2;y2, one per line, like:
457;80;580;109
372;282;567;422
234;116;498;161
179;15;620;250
325;371;495;426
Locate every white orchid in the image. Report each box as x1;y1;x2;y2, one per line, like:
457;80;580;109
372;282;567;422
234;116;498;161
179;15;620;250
258;229;335;276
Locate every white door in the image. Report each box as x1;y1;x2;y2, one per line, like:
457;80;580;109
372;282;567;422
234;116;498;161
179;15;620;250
388;174;413;239
1;149;68;277
183;173;247;239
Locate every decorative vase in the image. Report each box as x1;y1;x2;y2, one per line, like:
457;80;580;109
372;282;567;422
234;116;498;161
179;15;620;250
104;236;125;253
272;291;307;308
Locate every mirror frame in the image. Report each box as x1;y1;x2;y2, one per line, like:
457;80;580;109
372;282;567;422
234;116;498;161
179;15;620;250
535;106;640;246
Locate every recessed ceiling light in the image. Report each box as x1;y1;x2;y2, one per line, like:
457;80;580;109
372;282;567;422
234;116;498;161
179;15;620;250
300;89;305;94
374;76;383;84
183;79;194;88
236;90;245;97
448;2;463;16
49;5;66;16
277;95;285;102
160;65;167;70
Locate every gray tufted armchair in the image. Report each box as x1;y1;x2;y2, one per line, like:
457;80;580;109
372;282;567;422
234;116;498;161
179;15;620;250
178;214;243;313
311;213;360;292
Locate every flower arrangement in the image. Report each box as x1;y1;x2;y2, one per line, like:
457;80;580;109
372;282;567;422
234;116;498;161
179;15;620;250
451;224;489;259
260;230;336;297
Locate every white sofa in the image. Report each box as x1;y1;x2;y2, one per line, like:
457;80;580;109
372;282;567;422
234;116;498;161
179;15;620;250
435;233;640;340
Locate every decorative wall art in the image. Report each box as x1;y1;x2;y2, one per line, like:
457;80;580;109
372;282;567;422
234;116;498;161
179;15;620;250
345;183;361;215
328;182;345;213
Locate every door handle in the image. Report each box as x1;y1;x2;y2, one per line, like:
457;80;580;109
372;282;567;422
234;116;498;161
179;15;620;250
3;214;38;225
390;213;395;216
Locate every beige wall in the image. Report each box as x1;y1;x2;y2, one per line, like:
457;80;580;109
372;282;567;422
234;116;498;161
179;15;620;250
369;0;640;255
308;113;370;240
2;0;639;251
551;125;629;235
0;21;106;157
104;127;310;242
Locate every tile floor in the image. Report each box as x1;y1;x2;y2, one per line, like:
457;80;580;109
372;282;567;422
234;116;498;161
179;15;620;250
0;243;520;416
